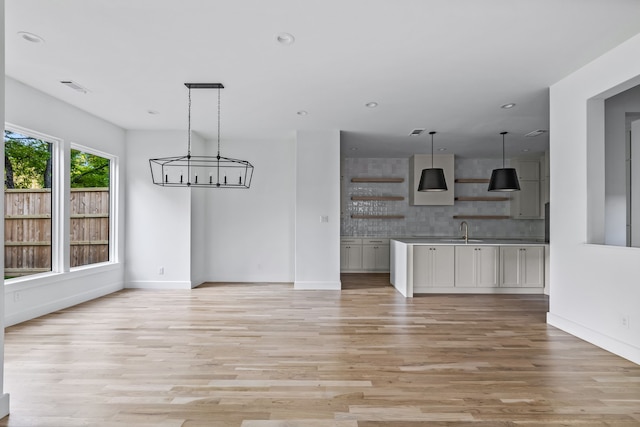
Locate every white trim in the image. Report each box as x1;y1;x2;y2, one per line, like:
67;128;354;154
294;281;341;290
126;280;195;290
4;281;122;327
0;394;9;419
547;312;640;365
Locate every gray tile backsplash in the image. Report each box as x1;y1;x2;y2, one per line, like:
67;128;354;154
341;157;544;238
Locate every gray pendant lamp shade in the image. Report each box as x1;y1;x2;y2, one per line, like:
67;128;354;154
488;132;520;192
418;131;448;192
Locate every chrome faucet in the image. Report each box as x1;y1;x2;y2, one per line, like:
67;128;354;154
459;221;469;243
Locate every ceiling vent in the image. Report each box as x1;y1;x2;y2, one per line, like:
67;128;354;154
524;129;547;137
409;128;425;136
60;80;89;93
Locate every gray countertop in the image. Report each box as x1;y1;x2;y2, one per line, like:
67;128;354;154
391;237;546;246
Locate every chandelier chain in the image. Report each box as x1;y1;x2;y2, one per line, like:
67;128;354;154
217;87;221;157
187;87;192;157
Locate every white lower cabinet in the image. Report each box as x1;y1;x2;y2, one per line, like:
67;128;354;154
340;239;363;271
413;246;455;291
363;239;390;271
500;246;544;288
455;246;499;288
341;237;390;272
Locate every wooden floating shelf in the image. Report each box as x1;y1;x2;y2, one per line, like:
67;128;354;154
455;178;490;183
351;214;405;219
453;215;511;220
351;177;404;183
351;196;405;201
455;197;509;202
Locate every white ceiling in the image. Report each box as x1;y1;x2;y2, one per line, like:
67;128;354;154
6;0;640;158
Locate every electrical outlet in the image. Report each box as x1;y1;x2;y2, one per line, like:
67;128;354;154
158;267;164;275
13;291;21;302
621;315;630;329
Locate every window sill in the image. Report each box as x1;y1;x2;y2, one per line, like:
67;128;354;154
4;262;121;293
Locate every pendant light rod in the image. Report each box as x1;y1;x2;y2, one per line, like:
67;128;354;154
430;131;436;168
501;131;507;168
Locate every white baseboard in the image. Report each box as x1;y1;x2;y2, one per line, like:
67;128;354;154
0;393;9;419
294;281;341;290
125;280;195;290
5;282;122;327
547;312;640;365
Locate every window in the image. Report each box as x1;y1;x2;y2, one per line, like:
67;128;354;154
70;148;111;267
4;125;118;282
4;129;54;278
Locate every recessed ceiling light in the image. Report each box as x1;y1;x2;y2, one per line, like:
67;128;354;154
438;148;447;152
522;148;530;152
296;110;308;116
147;110;160;115
350;147;358;151
276;32;295;45
500;103;516;109
365;102;378;108
18;31;45;44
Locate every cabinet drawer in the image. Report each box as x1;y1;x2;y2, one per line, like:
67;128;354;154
340;238;362;245
362;238;389;245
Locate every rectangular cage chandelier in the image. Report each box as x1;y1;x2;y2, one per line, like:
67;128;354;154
149;83;254;188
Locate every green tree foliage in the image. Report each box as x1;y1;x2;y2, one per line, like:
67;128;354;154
4;130;52;189
4;130;110;189
70;149;110;188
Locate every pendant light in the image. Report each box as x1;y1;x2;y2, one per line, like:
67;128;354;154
488;131;520;192
149;83;254;188
418;131;448;192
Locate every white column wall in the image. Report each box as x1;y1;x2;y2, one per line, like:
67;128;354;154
204;137;296;283
124;130;193;289
548;33;640;364
4;78;126;326
0;0;10;418
294;130;341;290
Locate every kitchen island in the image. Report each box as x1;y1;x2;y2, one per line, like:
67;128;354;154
390;238;547;297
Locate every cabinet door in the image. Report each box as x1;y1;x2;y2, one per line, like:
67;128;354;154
375;244;390;271
475;246;499;287
362;245;377;270
431;246;455;287
413;246;432;289
500;246;521;287
500;246;544;287
454;246;477;287
521;246;544;287
455;246;498;287
340;244;363;271
517;180;541;218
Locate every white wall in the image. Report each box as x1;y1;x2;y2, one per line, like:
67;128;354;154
204;137;296;283
4;77;126;326
124;130;194;289
294;130;341;290
548;33;640;364
190;135;207;287
0;0;10;418
604;85;640;245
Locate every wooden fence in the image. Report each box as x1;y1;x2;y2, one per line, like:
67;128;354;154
4;188;109;277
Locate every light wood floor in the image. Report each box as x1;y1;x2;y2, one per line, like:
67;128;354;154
1;273;639;426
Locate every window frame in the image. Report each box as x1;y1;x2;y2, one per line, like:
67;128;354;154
4;123;120;285
68;143;119;271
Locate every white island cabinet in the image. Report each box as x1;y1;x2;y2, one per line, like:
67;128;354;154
413;246;455;291
455;246;499;288
391;238;546;297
